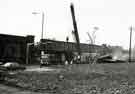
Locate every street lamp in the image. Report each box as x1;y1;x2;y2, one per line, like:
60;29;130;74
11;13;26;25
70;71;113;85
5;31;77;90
32;11;44;39
32;11;45;67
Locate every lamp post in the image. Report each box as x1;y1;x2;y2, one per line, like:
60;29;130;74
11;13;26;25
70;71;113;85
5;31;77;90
32;11;45;66
32;11;44;39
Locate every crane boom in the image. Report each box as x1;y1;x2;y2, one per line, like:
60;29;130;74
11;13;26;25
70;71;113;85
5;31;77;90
87;32;94;44
70;3;81;55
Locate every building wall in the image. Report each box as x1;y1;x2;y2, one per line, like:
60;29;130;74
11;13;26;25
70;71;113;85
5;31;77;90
0;34;34;64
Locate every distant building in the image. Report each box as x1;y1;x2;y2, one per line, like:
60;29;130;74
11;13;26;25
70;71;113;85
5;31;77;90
37;39;107;64
40;39;102;53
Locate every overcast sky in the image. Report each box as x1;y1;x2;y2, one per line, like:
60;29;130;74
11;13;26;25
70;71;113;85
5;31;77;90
1;0;135;49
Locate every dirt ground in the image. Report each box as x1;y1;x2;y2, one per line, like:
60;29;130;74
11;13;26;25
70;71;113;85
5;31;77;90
0;83;47;94
0;63;134;94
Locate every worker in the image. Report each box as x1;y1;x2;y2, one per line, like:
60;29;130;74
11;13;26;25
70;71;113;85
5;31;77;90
40;58;43;68
65;60;68;65
40;51;44;68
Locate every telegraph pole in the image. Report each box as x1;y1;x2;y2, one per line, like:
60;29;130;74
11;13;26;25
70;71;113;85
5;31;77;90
129;26;132;63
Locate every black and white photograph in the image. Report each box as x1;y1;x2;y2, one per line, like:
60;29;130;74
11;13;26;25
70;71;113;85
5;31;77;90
0;0;134;93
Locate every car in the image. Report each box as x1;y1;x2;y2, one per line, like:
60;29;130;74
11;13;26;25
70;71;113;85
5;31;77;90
1;62;26;71
97;54;126;63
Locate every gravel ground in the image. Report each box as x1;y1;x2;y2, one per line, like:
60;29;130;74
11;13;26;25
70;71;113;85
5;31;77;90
2;63;134;94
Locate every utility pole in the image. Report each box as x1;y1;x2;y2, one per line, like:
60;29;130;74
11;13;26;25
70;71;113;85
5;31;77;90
41;12;44;39
32;11;44;39
129;26;132;63
32;11;45;66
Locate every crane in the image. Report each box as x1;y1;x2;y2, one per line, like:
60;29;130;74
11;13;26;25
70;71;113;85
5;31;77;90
70;3;81;56
87;32;94;44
